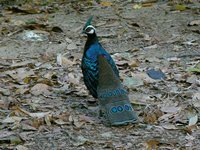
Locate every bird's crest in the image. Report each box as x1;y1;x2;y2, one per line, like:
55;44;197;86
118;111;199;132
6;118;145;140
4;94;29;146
83;16;93;30
83;16;96;34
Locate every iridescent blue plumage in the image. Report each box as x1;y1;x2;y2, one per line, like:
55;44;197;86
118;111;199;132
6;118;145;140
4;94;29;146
81;19;119;98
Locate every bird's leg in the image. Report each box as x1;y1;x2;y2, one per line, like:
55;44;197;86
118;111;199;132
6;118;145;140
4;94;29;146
87;98;98;106
99;105;104;117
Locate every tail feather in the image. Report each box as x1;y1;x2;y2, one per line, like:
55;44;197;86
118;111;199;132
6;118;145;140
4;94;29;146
97;55;138;126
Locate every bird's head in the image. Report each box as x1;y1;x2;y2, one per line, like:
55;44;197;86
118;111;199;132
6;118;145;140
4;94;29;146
82;16;96;35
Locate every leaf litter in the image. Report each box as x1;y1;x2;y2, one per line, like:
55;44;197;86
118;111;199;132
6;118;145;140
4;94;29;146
0;0;200;149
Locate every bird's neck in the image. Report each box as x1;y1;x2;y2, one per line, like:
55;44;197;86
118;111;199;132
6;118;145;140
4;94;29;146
84;33;98;53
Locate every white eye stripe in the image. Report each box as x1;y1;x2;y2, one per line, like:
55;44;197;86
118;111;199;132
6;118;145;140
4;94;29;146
85;25;96;31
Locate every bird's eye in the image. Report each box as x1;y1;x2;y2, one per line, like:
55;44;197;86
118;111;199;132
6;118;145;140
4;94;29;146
85;27;92;33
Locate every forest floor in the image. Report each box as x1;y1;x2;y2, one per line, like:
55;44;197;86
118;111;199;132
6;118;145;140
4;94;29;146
0;0;200;150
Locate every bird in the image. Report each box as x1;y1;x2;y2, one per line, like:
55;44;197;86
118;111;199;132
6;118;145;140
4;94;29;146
81;16;138;126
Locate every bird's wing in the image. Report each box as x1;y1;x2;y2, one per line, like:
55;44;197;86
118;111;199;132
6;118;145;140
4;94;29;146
81;57;98;98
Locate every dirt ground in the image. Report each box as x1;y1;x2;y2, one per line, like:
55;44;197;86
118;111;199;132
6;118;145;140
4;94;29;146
0;0;200;150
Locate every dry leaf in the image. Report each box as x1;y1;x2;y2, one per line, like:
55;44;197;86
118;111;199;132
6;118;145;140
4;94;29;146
10;60;35;67
188;115;198;126
0;130;22;144
158;113;174;122
57;53;75;66
144;113;158;124
2;116;24;124
100;1;113;7
68;73;80;85
142;3;154;7
146;139;160;150
175;4;187;11
32;118;44;128
0;100;7;109
21;123;37;131
162;124;177;130
123;76;144;89
45;115;52;126
30;83;50;96
167;57;181;62
0;87;10;96
74;119;84;128
79;115;95;124
160;106;181;113
188;20;200;26
132;72;156;84
133;4;142;9
69;115;85;128
16;145;30;150
5;68;35;82
54;119;68;125
101;132;113;138
72;135;89;146
8;6;41;14
16;106;51;118
29;112;51;118
128;59;139;68
192;93;200;108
